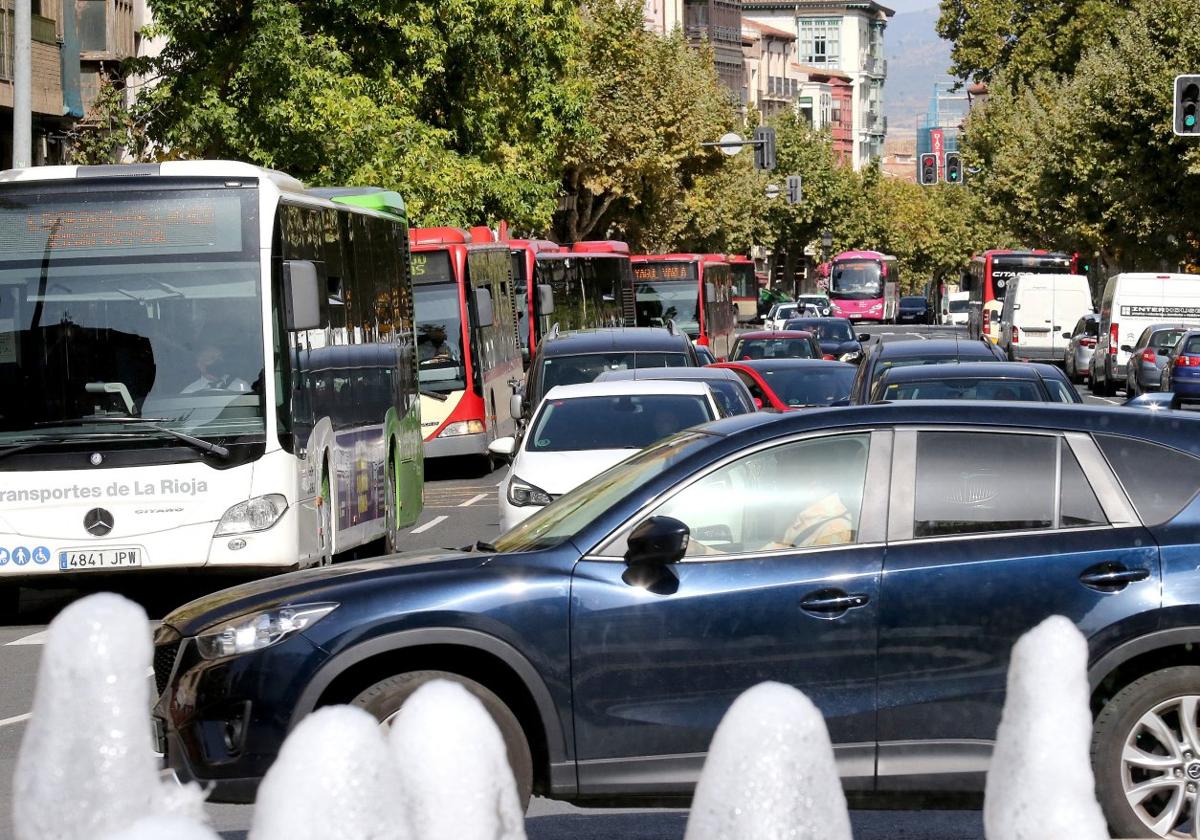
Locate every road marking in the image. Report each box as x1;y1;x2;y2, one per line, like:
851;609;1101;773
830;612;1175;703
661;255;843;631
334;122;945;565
6;630;47;646
0;712;31;729
411;515;449;534
459;493;489;507
1090;396;1122;405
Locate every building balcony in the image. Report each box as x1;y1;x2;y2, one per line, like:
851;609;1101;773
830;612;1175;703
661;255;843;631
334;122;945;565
864;56;887;78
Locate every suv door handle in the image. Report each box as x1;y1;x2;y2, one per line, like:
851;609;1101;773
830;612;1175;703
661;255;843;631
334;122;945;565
1079;563;1150;593
800;589;870;615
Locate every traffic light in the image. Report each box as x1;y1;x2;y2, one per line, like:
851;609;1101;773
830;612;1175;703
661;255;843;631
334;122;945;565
1175;75;1200;136
753;126;777;171
786;175;803;205
919;153;938;186
945;152;963;184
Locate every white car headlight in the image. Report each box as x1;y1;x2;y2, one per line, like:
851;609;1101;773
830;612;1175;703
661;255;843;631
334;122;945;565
215;494;288;536
439;420;486;437
508;476;553;507
196;604;337;660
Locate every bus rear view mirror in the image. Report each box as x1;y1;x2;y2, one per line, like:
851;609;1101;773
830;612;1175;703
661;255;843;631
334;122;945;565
283;260;321;331
537;284;555;316
475;288;495;328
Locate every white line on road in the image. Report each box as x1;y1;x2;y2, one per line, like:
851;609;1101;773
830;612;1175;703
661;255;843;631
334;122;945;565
0;712;31;729
411;515;449;534
6;630;47;646
1090;396;1122;405
459;493;489;507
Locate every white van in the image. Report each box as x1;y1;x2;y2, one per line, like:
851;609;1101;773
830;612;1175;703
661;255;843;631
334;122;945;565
944;291;970;326
1092;273;1200;396
997;273;1092;363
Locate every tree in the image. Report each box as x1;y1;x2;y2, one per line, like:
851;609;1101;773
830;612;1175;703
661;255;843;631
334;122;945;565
135;0;583;230
64;77;151;165
555;0;736;246
937;0;1129;89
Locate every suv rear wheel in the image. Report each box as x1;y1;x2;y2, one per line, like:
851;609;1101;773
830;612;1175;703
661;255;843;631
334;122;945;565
351;669;533;809
1093;666;1200;838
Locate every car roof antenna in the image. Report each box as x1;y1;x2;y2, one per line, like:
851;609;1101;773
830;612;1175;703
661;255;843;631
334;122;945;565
666;319;679;337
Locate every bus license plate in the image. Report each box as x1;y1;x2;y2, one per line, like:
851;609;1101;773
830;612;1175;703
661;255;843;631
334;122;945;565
59;548;142;571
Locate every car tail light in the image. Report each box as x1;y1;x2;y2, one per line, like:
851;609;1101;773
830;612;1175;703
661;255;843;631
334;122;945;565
983;309;991;334
1176;355;1200;368
1080;337;1096;348
1011;325;1019;344
1110;322;1119;354
1141;348;1157;364
822;354;836;361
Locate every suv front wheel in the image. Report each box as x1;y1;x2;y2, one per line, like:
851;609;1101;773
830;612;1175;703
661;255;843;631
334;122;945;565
1093;666;1200;838
351;669;534;809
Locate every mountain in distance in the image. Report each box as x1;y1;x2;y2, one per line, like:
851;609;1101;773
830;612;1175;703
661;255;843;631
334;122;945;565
884;5;956;138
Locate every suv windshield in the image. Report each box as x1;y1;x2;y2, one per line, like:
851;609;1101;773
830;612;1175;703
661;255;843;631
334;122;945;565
785;319;854;342
494;432;712;552
529;394;713;452
541;352;688;394
0;184;264;443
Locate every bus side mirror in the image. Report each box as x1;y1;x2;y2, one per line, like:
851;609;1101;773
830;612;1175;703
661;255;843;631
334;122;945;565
283;260;321;331
475;288;495;328
537;284;555;316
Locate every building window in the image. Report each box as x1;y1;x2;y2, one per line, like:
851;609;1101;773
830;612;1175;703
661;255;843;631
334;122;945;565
797;17;840;67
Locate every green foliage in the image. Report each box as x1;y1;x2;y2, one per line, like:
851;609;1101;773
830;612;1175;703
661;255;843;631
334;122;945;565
64;77;150;165
137;0;583;229
960;0;1200;268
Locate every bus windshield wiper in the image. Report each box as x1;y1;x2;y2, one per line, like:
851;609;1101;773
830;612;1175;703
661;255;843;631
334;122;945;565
32;417;230;459
420;389;449;402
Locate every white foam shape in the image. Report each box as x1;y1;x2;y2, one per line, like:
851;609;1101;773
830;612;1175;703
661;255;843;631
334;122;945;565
984;615;1109;840
250;705;408;840
387;679;526;840
12;593;205;840
97;815;221;840
684;681;852;840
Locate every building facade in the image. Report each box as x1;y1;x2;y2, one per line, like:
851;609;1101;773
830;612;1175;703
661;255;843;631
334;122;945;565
646;0;745;99
743;1;892;169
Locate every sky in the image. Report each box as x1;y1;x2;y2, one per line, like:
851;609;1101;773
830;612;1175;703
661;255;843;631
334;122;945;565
886;1;939;13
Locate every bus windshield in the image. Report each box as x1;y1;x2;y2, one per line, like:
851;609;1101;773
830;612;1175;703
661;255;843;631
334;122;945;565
634;280;700;335
414;282;467;394
830;261;883;299
0;185;264;443
990;254;1072;301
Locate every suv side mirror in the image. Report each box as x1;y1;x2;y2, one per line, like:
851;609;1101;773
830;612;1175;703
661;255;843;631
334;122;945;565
487;436;516;460
625;517;689;570
283;260;321;331
857;333;871;342
1120;345;1134;353
1062;331;1073;339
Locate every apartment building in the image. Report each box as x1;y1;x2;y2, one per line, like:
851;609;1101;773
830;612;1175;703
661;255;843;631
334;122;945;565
743;0;893;169
645;0;745;98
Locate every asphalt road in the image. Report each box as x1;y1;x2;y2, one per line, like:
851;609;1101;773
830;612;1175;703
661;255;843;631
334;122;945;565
0;323;1113;838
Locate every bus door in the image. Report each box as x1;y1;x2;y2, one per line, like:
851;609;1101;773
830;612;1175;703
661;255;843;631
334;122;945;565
465;248;521;439
701;262;735;360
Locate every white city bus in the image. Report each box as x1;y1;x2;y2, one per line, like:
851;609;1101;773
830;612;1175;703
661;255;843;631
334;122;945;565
0;162;424;615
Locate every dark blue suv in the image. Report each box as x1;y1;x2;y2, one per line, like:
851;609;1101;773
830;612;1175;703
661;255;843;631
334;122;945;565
155;403;1200;838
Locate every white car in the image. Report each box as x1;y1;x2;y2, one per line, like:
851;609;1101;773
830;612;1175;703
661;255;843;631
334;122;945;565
765;302;822;331
944;291;970;326
490;380;723;532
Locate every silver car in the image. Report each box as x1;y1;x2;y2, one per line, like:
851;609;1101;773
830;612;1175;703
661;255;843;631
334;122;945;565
1123;323;1192;397
1063;313;1099;384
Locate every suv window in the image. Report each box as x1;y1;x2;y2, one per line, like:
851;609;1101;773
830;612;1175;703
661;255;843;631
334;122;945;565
914;432;1057;537
648;433;871;556
1061;447;1107;528
1096;434;1200;526
1042;378;1076;404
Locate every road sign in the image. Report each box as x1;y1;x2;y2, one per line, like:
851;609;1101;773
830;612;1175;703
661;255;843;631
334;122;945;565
717;132;743;156
765;183;781;200
786;175;803;205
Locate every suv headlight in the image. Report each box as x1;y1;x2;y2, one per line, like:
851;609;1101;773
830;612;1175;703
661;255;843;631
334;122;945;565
196;604;338;660
215;494;288;536
439;420;486;437
508;476;553;507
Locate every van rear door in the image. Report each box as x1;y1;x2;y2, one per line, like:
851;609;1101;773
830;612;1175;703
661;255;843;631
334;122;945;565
1114;276;1200;370
1014;275;1056;358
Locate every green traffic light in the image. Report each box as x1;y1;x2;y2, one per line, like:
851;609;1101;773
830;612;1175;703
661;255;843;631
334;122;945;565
1188;114;1198;128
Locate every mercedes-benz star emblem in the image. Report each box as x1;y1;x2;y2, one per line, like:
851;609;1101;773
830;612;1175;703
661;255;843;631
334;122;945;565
83;508;114;537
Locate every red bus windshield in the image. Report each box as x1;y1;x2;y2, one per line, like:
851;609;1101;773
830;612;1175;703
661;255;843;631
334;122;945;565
830;260;883;300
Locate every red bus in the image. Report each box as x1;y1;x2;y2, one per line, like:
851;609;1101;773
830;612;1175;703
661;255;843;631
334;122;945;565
507;238;636;361
728;255;759;324
826;250;900;323
411;227;523;464
631;253;736;360
965;250;1074;342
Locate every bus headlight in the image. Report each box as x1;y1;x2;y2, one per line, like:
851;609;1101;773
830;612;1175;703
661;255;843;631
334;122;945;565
870;303;883;312
508;477;553;507
215;494;288;536
195;603;337;660
439;420;486;437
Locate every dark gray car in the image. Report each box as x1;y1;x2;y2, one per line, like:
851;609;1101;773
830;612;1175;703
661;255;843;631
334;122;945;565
1121;323;1191;397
